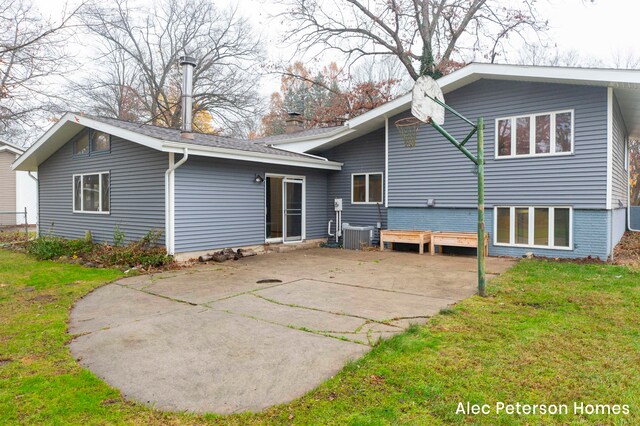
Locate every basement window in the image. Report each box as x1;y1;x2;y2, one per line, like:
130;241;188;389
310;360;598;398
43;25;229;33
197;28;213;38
73;172;110;214
352;173;383;204
494;206;572;249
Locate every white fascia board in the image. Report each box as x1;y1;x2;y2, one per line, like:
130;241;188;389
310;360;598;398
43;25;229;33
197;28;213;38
0;146;23;155
264;127;348;145
606;87;613;210
345;63;640;131
261;129;358;153
468;63;640;88
73;115;162;151
13;113;164;171
12;113;73;171
162;143;343;170
0;139;25;154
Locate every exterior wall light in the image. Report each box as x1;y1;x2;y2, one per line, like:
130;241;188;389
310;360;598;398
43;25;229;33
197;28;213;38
255;174;264;184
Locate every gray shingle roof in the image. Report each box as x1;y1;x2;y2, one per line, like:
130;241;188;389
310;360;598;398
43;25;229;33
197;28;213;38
84;115;318;160
252;126;344;144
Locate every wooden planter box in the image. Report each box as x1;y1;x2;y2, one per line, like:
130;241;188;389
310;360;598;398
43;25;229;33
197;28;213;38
430;232;489;256
379;230;432;255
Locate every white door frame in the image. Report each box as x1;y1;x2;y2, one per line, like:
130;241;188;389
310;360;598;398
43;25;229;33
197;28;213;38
265;173;306;244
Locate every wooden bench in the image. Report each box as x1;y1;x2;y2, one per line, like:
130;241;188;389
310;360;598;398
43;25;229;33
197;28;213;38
379;230;432;255
430;232;489;256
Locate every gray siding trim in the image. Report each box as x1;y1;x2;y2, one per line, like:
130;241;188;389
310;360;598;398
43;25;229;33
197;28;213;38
630;206;640;231
611;208;626;250
174;157;328;253
388;80;608;209
388;207;611;259
611;94;628;208
321;128;387;239
39;133;166;244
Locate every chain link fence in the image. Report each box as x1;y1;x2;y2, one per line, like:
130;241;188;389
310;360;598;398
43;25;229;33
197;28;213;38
0;207;30;240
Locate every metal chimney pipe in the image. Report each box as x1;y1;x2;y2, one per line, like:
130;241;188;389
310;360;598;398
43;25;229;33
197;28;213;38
179;55;197;138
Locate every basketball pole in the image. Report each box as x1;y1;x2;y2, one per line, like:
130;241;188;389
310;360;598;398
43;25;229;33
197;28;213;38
402;76;487;297
477;117;486;297
422;115;486;297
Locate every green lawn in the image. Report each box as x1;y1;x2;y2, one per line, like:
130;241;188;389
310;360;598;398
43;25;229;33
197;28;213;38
1;250;638;425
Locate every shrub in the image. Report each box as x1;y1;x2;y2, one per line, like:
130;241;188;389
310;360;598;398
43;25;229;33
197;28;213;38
113;225;125;247
27;236;92;260
26;231;174;270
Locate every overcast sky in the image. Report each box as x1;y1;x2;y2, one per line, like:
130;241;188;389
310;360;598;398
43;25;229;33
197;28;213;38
33;0;640;96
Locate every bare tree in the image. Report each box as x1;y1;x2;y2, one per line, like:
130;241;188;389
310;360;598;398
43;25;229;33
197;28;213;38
74;48;144;122
277;0;548;80
80;0;263;134
0;0;79;138
515;45;593;68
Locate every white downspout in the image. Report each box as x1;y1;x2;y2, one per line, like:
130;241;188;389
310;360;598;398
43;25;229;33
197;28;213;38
165;148;189;255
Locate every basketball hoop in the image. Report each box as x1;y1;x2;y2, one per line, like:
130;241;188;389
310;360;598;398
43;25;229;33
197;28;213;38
412;75;445;125
395;75;446;149
395;116;422;148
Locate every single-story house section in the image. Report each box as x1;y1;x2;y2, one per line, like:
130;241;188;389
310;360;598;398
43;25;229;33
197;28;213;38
0;140;37;226
12;63;640;260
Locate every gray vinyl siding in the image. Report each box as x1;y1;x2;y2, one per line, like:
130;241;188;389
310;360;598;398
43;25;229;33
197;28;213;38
320;128;387;238
38;132;166;244
174;156;328;253
611;94;628;208
388;207;611;259
388;80;608;209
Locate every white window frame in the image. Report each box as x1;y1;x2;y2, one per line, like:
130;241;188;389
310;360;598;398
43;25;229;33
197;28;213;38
351;172;384;204
495;110;574;159
72;171;110;214
263;173;306;244
493;206;573;250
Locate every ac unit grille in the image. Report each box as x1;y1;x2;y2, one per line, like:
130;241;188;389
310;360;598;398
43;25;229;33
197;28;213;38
343;226;374;250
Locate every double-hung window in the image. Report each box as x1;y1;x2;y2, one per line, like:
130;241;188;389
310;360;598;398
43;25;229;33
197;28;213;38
352;173;383;204
73;172;110;213
496;110;573;158
494;206;572;249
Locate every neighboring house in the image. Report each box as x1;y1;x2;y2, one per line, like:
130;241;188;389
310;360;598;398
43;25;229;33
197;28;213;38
0;140;37;226
12;63;640;259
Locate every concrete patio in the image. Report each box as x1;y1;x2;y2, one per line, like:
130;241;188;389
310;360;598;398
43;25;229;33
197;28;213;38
69;247;514;414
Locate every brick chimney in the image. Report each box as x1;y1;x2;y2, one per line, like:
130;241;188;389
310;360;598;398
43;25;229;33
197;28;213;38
285;112;304;134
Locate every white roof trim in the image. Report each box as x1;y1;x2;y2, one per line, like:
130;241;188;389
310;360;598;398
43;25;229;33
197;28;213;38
0;139;26;154
13;113;343;171
261;126;348;145
347;63;640;130
162;142;342;170
272;62;640;153
0;146;23;155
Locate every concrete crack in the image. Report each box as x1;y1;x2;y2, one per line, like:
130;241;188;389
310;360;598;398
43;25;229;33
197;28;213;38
248;293;394;326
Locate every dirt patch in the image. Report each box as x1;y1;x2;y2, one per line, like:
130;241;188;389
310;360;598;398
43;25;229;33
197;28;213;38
28;294;58;304
614;231;640;268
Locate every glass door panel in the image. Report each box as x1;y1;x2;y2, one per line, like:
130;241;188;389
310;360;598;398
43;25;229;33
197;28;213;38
283;179;303;242
266;177;283;239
